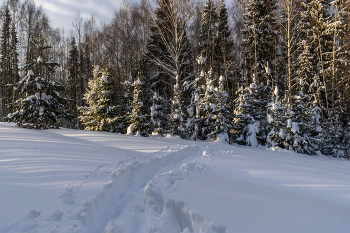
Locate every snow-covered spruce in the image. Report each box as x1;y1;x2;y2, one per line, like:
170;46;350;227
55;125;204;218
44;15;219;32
66;36;79;128
321;0;350;157
184;55;207;140
209;75;232;142
232;76;263;146
215;1;234;77
286;75;321;155
202;73;231;142
118;72;134;134
127;77;149;136
266;86;289;148
241;0;278;83
198;0;218;73
167;82;184;137
3;37;71;129
201;70;217;139
232;85;255;146
151;92;167;136
78;66;119;132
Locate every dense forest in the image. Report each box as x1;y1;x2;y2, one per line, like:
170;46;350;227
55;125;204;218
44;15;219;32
0;0;349;158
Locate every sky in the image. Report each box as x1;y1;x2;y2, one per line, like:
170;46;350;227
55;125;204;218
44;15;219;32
37;0;128;32
1;0;136;32
0;0;231;33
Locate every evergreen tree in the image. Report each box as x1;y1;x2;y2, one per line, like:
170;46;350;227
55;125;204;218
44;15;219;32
309;97;324;153
143;0;192;135
199;0;218;72
185;55;207;140
118;72;134;134
144;0;192;97
78;66;118;132
278;0;302;106
201;69;217;139
127;77;149;136
138;60;155;134
295;41;314;97
299;0;332;115
241;0;278;85
67;37;79;128
343;123;350;158
77;49;85;107
232;77;261;146
257;68;273;146
287;77;319;155
0;7;11;118
287;41;321;154
215;2;233;78
83;42;93;82
151;92;167;136
78;42;93;109
145;0;172;99
321;0;350;157
4;37;70;129
10;17;20;104
206;75;232;142
294;0;337;155
167;82;184;136
267;86;289;148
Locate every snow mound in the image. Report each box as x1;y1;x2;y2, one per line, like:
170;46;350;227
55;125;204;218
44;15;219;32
213;133;229;144
165;134;181;139
126;124;134;135
0;122;18;127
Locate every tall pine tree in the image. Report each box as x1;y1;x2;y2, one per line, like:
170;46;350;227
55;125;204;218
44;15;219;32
199;0;218;73
215;2;233;78
67;37;79;128
0;7;11;118
241;0;278;85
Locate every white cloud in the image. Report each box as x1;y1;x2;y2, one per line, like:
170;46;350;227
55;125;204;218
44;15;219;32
34;0;125;31
36;0;75;16
0;0;139;32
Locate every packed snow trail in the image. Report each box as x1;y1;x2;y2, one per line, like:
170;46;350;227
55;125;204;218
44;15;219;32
78;145;226;233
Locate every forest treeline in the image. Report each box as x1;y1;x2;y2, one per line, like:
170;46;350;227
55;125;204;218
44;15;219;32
0;0;350;158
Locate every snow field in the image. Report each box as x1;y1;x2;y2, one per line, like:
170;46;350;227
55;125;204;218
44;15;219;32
1;122;350;233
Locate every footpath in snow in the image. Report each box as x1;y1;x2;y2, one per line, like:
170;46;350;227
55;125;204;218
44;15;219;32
1;122;350;233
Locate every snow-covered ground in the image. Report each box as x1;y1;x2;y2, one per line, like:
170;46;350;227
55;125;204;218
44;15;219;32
1;122;350;233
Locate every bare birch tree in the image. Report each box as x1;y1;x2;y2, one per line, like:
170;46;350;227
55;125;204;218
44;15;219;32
276;0;301;107
146;0;194;87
